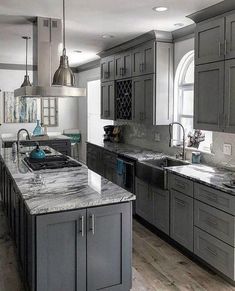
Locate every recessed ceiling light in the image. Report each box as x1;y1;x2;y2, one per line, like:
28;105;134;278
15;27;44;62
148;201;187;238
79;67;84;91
74;50;82;53
174;23;184;28
153;6;168;12
102;34;114;39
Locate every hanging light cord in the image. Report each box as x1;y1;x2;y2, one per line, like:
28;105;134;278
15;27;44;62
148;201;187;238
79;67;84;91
63;0;66;56
26;37;28;76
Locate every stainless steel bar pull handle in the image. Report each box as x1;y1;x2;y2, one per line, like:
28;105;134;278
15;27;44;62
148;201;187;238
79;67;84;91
80;215;84;237
90;214;95;235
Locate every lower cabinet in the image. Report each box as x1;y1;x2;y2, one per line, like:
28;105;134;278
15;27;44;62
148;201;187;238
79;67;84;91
135;178;153;224
36;203;132;291
135;178;169;235
170;190;194;252
152;186;169;235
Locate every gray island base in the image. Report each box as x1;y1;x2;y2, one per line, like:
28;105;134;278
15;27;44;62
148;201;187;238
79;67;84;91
0;147;135;291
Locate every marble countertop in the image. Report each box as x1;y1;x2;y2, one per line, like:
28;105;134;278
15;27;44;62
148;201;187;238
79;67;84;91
167;164;235;195
1;134;70;142
87;141;164;161
0;147;135;215
88;141;235;195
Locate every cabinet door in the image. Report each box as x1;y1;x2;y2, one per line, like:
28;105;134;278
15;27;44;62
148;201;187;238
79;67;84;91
141;41;155;75
103;150;117;184
87;203;132;291
101;56;114;82
152;186;169;235
226;14;235;59
114;54;123;80
195;18;225;65
224;59;235;132
37;210;87;291
170;190;194;252
194;62;224;131
87;143;104;175
101;81;115;120
132;75;154;125
135;178;153;224
122;50;132;78
132;47;143;77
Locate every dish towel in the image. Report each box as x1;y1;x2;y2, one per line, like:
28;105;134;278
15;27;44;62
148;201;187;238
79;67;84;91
117;159;124;175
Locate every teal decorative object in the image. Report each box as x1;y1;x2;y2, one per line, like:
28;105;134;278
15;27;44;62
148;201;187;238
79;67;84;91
30;143;46;159
33;119;43;136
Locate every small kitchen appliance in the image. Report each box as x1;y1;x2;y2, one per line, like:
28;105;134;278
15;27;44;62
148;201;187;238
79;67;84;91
103;125;121;142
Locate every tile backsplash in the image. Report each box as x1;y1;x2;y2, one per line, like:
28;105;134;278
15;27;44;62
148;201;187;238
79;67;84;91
116;121;235;169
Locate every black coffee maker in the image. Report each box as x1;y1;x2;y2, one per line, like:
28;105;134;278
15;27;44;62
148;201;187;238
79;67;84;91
103;125;115;142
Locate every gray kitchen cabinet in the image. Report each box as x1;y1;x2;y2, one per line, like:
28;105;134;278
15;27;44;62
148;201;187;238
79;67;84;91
194;227;235;280
87;203;132;291
132;74;154;125
195;18;225;65
194;61;224;131
152;186;170;235
132;41;155;77
114;51;132;80
170;190;194;252
224;59;235;132
103;149;117;184
225;14;235;60
87;143;104;175
101;81;115;120
101;56;115;82
37;210;87;291
135;178;154;224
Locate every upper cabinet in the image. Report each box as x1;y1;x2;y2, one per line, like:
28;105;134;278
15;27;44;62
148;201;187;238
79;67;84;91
100;56;115;82
195;18;225;65
226;14;235;59
114;51;132;80
194;10;235;133
99;31;173;124
132;41;155;77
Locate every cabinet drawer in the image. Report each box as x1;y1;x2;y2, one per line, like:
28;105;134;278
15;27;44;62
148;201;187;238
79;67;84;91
194;200;235;246
194;183;235;215
168;173;193;197
194;227;235;280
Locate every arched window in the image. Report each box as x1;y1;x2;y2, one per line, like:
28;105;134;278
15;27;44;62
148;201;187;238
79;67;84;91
174;51;212;152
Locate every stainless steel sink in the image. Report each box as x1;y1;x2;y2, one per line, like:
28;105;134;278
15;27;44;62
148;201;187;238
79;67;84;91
136;157;189;189
143;157;189;168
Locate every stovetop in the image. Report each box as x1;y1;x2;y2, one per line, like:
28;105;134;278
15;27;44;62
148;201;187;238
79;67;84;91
24;155;82;171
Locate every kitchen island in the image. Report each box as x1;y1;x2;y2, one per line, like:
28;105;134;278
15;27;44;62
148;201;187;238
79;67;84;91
0;147;135;291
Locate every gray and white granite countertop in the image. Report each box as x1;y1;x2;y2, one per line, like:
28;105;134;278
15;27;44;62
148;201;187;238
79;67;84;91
87;141;164;161
2;134;70;143
167;164;235;195
0;147;135;215
88;141;235;195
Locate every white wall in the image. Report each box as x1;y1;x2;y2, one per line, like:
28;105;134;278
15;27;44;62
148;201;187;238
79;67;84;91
0;68;80;136
76;67;100;163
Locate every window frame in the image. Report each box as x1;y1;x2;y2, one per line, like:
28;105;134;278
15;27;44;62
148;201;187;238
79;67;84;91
41;97;58;127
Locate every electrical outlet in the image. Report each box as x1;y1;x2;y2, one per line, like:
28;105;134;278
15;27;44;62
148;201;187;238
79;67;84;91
223;143;232;156
154;133;161;142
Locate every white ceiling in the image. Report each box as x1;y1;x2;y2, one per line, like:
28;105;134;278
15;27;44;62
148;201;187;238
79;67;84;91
0;0;223;66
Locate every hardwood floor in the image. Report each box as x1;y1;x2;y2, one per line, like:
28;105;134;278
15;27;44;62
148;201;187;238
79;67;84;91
0;204;234;291
132;220;235;291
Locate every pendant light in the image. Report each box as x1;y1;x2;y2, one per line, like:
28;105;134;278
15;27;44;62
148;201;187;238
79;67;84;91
52;0;75;87
21;36;31;87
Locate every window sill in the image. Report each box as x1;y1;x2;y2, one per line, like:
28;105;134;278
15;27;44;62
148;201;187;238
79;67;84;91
172;145;214;156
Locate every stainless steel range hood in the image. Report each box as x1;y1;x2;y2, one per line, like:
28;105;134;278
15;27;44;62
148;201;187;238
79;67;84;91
14;17;86;98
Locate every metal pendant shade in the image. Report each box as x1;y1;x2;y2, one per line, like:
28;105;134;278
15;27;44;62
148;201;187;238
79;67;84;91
52;0;75;87
21;36;32;87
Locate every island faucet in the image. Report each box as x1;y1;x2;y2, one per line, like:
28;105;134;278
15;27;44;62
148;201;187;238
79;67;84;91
17;128;31;152
168;122;186;160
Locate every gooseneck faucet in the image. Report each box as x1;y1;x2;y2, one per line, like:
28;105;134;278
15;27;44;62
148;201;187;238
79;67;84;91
17;128;31;152
168;122;186;160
